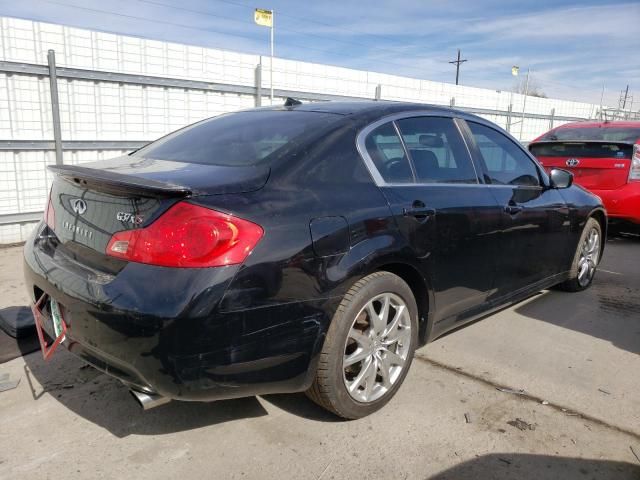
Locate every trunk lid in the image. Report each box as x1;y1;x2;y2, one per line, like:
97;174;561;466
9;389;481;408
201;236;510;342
529;141;633;190
46;156;269;255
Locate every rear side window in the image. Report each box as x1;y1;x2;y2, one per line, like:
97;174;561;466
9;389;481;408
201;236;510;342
467;122;541;187
135;111;338;166
395;117;477;184
364;123;414;183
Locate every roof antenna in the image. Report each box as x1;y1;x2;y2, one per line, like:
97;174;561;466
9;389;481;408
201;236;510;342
284;97;302;107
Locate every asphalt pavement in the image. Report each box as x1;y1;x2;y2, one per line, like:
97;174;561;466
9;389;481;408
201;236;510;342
0;235;638;479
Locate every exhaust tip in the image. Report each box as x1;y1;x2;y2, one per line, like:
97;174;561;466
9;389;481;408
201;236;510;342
130;389;171;410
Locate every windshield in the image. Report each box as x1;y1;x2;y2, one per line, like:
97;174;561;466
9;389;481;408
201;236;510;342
540;126;640;143
135;110;340;166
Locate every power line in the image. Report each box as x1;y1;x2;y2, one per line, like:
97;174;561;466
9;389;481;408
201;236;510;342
29;0;613;103
37;0;268;45
133;0;423;68
203;0;412;49
35;0;438;77
135;0;254;27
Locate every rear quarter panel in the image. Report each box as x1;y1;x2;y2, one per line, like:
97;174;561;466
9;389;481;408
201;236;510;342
191;122;421;389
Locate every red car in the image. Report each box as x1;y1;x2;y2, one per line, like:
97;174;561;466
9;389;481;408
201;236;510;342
529;121;640;231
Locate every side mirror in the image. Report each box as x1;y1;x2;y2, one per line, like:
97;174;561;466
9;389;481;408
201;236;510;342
549;168;573;189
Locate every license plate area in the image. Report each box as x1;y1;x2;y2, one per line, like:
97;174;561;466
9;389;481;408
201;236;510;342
31;292;68;360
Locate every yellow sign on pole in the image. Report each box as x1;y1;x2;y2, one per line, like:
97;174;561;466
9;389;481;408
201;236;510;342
254;8;275;103
254;8;273;27
511;66;519;76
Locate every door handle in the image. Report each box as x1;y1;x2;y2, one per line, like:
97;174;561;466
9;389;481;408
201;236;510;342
504;204;523;215
403;201;435;220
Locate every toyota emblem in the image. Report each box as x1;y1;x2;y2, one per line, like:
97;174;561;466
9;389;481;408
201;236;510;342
566;158;580;167
70;198;87;215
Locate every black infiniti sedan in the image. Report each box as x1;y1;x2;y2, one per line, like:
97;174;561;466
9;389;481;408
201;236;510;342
24;101;605;419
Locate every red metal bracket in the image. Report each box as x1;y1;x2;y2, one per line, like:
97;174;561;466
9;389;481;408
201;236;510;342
31;292;67;361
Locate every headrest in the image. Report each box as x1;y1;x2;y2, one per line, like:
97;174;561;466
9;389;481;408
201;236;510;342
418;135;444;148
411;149;439;167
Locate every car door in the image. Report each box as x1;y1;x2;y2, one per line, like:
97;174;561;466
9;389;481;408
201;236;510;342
461;120;571;299
359;115;503;325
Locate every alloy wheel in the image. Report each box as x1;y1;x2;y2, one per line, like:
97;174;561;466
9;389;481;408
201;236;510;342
577;227;600;287
342;292;412;403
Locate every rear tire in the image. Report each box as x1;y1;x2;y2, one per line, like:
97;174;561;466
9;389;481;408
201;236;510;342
306;272;418;419
557;217;602;292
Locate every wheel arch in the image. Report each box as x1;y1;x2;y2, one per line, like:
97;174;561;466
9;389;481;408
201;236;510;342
588;207;607;257
374;262;434;346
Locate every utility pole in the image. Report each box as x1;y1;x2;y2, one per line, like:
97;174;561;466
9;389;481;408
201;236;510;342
449;49;467;85
621;84;629;110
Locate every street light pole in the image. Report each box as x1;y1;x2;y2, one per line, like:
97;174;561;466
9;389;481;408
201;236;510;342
519;68;530;141
509;65;519;133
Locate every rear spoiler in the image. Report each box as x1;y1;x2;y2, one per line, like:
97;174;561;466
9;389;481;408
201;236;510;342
48;165;192;197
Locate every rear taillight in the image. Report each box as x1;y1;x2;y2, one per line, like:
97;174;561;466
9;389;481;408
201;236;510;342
630;145;640;182
106;202;263;268
44;190;55;230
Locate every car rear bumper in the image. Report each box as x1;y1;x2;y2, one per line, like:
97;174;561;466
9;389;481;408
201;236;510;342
591;183;640;224
23;224;330;401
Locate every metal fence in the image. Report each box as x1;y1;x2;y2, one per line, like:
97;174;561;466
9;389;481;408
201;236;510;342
600;108;640;121
0;49;597;231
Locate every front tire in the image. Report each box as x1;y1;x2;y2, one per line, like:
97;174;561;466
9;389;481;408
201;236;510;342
558;217;602;292
306;271;418;419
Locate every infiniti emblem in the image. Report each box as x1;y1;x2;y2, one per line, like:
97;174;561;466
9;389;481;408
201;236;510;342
566;158;580;167
70;198;87;215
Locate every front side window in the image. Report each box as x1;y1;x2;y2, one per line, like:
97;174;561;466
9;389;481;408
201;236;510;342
364;123;414;183
467;122;541;186
395;117;477;184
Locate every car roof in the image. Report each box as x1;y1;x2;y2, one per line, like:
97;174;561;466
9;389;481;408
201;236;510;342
258;100;487;130
263;100;464;117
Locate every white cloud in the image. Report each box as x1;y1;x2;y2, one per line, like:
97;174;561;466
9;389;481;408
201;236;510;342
469;3;640;40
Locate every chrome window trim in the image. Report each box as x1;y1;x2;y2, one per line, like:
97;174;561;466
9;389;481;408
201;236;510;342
452;117;481;184
356;111;481;187
480;184;544;190
391;120;417;182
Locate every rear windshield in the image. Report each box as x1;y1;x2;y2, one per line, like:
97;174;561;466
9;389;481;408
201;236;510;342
530;142;633;159
135;110;340;166
539;126;640;143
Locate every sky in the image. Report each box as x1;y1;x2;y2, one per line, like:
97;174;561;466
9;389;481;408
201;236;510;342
1;0;638;107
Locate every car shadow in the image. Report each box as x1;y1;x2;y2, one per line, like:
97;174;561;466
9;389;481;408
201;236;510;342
427;453;640;480
0;306;40;363
514;235;640;356
21;348;269;438
0;330;39;364
260;392;344;423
